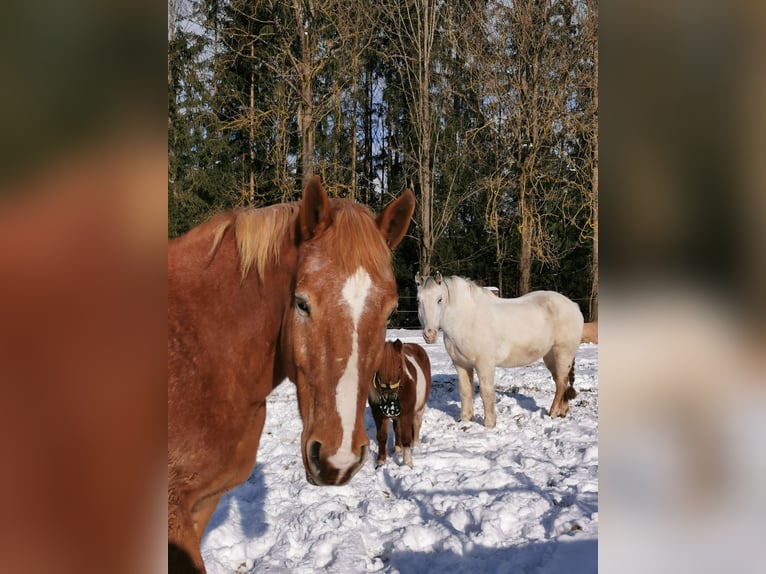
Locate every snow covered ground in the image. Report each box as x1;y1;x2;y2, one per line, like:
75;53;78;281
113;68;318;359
201;329;598;573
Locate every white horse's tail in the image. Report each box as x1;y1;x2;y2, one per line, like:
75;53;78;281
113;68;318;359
564;362;577;401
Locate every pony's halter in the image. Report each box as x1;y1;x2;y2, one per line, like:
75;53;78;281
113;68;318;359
373;372;402;418
373;372;400;392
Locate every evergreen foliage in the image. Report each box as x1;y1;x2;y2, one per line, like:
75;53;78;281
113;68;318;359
168;0;598;321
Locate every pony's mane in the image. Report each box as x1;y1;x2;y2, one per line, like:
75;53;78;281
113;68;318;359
207;199;391;281
208;203;298;280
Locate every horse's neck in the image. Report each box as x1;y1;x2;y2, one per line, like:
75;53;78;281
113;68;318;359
171;224;295;373
441;279;478;336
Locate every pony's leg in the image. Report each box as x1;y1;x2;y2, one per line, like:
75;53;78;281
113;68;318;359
412;409;424;447
544;351;576;418
455;365;475;422
393;418;402;454
476;366;497;428
402;446;413;468
397;412;415;467
373;408;389;466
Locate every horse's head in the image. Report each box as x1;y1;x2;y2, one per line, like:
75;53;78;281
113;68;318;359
283;177;414;486
372;339;405;417
415;271;445;344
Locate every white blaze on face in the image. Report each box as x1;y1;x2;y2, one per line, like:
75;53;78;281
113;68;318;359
418;282;443;339
327;267;371;469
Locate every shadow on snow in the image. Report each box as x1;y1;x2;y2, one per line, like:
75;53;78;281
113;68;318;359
385;538;597;574
201;465;268;544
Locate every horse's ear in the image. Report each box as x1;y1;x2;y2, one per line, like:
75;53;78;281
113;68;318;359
435;270;442;284
415;271;422;286
393;339;403;352
377;188;415;249
299;176;331;241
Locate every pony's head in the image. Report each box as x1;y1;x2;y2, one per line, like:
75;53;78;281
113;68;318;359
415;271;446;344
284;177;414;486
372;339;405;417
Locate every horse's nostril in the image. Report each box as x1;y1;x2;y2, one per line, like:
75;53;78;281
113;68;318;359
309;440;321;470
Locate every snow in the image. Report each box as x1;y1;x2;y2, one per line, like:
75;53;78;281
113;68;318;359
201;329;598;573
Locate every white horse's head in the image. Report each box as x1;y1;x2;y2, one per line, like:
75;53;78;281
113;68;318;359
415;271;446;344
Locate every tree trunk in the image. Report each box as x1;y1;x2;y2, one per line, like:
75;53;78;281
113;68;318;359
417;0;435;277
518;172;532;295
248;43;256;205
420;169;432;277
519;223;532;295
589;23;599;321
349;56;358;202
364;62;375;207
299;76;315;182
419;124;433;276
294;0;315;183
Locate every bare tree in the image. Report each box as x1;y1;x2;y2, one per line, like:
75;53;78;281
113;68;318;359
382;0;442;275
210;0;373;200
462;0;591;295
587;0;598;320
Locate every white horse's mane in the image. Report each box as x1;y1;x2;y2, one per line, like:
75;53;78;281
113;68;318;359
442;275;496;302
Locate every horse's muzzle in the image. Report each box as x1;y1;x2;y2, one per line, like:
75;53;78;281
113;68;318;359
381;395;401;417
422;328;437;344
305;440;368;486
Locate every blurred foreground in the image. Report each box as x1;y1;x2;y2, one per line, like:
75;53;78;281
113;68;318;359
601;0;765;572
0;1;166;573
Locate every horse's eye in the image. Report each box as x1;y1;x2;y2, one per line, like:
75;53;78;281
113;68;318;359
437;297;443;304
296;297;311;315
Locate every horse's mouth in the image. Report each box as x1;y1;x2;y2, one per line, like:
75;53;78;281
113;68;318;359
304;442;368;486
380;396;401;417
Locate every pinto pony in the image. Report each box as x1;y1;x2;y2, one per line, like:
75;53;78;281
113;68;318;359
168;177;414;572
368;339;432;468
416;272;583;426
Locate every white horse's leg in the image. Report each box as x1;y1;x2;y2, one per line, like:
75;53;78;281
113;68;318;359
455;365;474;422
544;350;576;418
476;366;497;428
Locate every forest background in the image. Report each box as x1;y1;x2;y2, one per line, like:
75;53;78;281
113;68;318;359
168;0;598;326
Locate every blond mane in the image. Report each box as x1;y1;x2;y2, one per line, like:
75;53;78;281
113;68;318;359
207;199;391;281
208;203;297;281
318;201;392;276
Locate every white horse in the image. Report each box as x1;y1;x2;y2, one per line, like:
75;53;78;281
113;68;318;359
415;272;584;426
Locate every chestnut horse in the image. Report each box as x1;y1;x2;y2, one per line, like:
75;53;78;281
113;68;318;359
416;272;584;426
369;339;432;468
168;177;414;573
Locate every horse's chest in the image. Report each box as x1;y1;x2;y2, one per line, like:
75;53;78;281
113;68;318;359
444;336;476;367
